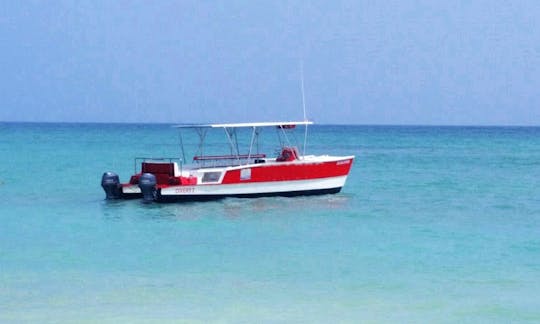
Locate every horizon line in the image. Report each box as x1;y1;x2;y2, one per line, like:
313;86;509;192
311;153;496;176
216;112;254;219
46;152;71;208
1;120;540;128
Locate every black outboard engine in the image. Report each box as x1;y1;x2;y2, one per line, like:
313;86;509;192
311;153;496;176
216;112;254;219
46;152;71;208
101;172;122;199
139;173;157;203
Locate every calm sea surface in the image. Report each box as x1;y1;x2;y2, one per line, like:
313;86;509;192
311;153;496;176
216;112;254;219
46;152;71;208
1;123;539;323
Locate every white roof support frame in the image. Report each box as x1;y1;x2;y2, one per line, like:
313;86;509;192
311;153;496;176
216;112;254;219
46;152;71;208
174;121;313;129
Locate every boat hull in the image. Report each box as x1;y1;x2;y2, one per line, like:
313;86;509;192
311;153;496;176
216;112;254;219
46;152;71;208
156;175;348;202
117;156;354;203
157;186;342;202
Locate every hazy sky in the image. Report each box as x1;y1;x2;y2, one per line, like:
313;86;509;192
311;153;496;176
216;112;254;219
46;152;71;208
1;1;540;125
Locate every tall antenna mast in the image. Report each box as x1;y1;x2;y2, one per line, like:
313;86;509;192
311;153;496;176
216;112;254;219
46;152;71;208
301;61;307;122
300;60;308;158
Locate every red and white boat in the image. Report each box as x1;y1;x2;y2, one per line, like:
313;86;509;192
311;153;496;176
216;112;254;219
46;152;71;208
101;121;354;202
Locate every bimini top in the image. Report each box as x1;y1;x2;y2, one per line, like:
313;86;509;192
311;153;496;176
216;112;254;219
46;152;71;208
173;121;313;129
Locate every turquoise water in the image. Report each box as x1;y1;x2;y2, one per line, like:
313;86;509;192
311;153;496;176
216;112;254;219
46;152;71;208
1;123;540;323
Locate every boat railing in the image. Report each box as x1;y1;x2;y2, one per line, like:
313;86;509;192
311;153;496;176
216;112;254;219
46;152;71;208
193;154;266;168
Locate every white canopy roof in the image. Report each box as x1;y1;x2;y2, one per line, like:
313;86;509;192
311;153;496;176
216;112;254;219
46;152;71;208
173;121;313;128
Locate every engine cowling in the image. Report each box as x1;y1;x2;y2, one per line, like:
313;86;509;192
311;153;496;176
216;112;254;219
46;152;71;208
138;173;157;202
101;172;122;199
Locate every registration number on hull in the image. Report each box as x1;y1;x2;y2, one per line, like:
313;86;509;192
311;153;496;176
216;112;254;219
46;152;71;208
174;187;196;194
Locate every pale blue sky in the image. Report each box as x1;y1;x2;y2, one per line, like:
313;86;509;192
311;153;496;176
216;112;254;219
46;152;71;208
1;1;539;125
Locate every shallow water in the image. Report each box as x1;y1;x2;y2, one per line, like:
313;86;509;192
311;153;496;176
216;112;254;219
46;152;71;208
1;123;539;322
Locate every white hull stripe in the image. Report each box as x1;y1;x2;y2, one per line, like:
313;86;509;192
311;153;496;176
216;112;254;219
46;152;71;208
122;185;141;194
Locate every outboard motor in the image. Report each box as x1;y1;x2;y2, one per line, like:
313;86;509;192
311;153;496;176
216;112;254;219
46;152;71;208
138;173;157;203
101;172;122;199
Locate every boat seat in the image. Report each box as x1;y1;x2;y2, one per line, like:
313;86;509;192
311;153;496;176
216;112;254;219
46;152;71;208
276;147;299;162
142;162;175;185
142;162;175;175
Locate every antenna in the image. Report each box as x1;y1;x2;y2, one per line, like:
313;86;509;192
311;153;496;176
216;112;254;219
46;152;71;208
301;60;307;122
300;60;308;158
